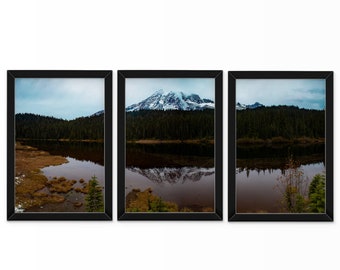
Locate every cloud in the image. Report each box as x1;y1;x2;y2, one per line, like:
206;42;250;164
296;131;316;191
15;78;104;120
236;79;325;110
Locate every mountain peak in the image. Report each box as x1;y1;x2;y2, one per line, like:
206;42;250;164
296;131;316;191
153;89;165;95
236;102;264;110
91;110;104;116
126;90;214;112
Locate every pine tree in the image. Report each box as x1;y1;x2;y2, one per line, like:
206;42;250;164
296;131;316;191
308;173;325;213
85;175;104;212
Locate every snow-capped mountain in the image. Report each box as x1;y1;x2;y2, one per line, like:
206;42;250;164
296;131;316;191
127;167;215;184
236;102;264;110
90;110;104;117
126;90;214;112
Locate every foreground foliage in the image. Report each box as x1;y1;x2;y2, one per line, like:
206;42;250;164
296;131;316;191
276;157;325;213
308;173;326;213
126;188;178;212
85;176;104;212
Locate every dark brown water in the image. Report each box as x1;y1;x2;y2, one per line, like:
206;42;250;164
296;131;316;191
126;143;215;211
236;144;325;213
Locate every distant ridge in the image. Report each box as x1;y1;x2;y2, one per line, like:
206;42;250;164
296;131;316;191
236;102;264;110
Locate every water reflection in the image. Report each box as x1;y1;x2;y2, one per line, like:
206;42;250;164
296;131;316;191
128;167;214;184
126;143;215;211
126;143;214;168
237;162;325;213
42;157;105;186
22;141;105;213
236;144;325;213
20;140;104;165
237;144;325;172
126;166;215;210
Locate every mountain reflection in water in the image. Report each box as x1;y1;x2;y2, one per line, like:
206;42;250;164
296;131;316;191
126;166;215;211
127;167;214;184
125;143;215;211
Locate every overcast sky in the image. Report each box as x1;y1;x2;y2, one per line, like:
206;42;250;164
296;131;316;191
126;78;215;106
236;79;325;110
15;78;104;120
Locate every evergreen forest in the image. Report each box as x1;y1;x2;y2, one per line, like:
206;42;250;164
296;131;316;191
16;113;104;140
237;106;325;140
126;109;214;140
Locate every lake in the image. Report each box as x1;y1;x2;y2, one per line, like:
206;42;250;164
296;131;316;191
126;143;215;212
236;143;325;213
21;140;104;212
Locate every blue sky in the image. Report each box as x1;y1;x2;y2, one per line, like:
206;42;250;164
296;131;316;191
126;78;215;106
15;78;104;120
236;79;325;110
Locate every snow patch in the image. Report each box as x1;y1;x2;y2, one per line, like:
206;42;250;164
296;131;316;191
126;90;215;111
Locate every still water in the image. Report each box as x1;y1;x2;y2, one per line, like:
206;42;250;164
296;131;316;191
126;143;215;211
42;157;104;186
22;141;104;212
236;144;325;213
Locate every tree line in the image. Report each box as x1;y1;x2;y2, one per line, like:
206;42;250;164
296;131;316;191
16;113;104;140
126;109;214;140
237;106;325;140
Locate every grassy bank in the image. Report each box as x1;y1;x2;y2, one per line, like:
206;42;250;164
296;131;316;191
237;136;325;145
126;188;214;212
15;142;92;212
127;139;214;144
17;138;104;143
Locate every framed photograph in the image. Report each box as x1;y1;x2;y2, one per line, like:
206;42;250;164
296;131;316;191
118;70;223;220
7;70;112;220
228;71;333;221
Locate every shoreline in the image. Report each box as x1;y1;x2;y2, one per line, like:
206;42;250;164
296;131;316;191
237;137;325;146
17;138;104;143
127;139;214;144
15;142;69;211
15;142;91;212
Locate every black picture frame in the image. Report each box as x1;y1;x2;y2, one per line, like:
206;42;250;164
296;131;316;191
7;70;112;220
118;70;223;220
228;71;333;221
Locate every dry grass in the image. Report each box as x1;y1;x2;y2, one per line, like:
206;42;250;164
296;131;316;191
46;177;77;193
126;188;178;212
74;183;90;194
15;142;67;175
15;142;69;210
126;188;213;212
237;137;325;145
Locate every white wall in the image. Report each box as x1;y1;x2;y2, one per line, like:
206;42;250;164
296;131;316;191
0;0;338;269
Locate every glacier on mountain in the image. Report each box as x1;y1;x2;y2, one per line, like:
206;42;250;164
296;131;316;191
126;89;214;112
